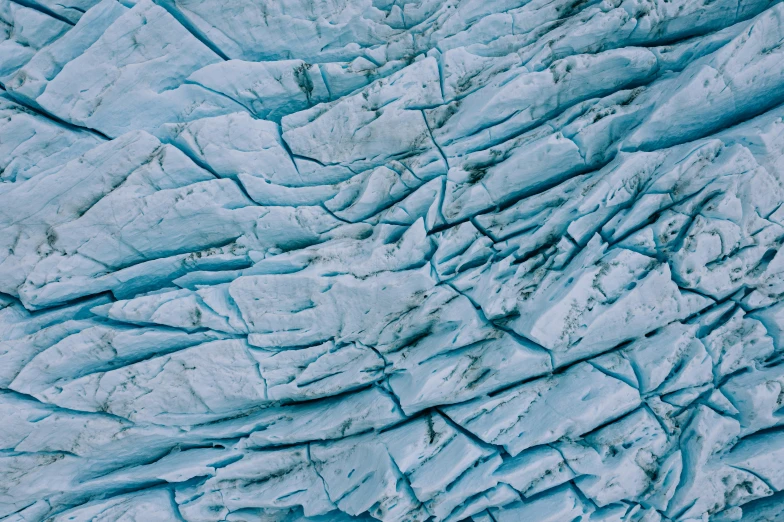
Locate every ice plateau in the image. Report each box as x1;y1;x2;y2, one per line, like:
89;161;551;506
2;0;784;520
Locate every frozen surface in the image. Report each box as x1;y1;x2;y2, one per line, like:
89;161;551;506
2;0;784;520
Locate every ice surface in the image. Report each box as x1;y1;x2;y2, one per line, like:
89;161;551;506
2;0;784;520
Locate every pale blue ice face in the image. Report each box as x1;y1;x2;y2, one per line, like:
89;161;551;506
2;0;784;520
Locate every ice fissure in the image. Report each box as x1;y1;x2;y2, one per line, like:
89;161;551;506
2;0;784;520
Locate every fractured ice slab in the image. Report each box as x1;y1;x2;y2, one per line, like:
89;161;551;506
442;362;641;456
4;0;784;521
0;95;103;186
0;0;70;80
10;0;243;137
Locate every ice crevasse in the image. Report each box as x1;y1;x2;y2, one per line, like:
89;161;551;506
3;0;784;520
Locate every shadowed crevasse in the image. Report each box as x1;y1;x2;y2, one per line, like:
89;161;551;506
2;0;784;520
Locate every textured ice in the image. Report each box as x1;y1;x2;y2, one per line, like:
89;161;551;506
2;0;784;521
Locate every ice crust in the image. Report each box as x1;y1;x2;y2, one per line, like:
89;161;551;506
2;0;784;520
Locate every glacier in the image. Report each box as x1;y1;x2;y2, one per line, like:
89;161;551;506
2;0;784;520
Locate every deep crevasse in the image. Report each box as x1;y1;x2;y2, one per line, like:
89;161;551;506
2;0;784;520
